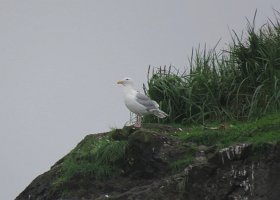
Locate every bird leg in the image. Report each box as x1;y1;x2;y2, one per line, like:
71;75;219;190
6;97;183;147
134;115;142;128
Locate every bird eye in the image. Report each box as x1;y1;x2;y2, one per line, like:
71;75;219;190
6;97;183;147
125;78;129;80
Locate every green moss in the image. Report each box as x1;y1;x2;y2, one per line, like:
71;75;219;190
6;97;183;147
129;130;156;143
177;113;280;150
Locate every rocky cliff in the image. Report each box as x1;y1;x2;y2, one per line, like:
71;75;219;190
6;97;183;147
16;118;280;200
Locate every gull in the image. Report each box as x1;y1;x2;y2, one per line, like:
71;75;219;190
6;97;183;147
117;77;167;127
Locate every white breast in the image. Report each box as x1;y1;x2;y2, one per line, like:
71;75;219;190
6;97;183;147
123;87;148;115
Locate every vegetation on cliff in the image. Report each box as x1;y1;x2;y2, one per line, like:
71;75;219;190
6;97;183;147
45;112;280;198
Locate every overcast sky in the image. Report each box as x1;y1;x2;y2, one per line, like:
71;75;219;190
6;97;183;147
1;1;279;199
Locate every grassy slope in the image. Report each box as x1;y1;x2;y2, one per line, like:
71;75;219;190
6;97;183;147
168;112;280;171
177;112;280;150
53;133;128;188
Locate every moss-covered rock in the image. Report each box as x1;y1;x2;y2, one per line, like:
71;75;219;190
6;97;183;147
125;129;167;177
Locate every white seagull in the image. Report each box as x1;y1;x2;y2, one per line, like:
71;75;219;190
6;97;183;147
117;77;168;127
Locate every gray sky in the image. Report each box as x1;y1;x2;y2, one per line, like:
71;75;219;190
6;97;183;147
1;1;279;199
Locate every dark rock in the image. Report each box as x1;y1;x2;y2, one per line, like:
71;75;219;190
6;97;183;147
184;144;280;200
125;129;167;178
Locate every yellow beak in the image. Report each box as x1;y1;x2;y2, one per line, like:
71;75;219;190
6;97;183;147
117;80;124;84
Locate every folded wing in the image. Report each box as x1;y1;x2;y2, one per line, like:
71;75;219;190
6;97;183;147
135;92;168;118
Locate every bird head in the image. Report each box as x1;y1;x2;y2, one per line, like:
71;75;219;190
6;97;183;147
117;77;134;87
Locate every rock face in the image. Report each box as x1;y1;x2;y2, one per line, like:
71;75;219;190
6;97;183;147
16;125;280;200
185;144;280;200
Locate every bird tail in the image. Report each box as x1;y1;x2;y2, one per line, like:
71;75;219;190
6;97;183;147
151;109;168;118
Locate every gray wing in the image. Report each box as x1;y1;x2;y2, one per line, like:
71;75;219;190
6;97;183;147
135;92;159;111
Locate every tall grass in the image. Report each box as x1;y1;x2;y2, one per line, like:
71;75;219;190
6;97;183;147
145;12;280;124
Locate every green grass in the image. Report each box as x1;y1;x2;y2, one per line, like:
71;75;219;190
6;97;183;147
144;11;280;124
53;134;128;187
177;112;280;150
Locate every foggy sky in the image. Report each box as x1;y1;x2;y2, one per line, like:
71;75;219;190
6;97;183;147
1;1;279;199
